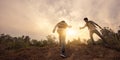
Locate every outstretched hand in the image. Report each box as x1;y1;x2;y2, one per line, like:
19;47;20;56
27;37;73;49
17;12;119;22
68;25;72;28
79;27;82;30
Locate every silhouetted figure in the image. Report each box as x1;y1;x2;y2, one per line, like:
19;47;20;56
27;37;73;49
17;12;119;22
80;17;107;45
53;20;71;58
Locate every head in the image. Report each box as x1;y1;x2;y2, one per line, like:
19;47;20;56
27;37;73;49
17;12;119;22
84;17;88;22
61;20;65;23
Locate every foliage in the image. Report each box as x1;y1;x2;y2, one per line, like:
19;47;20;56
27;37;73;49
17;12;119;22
87;27;120;51
0;26;120;51
0;34;57;49
31;35;56;47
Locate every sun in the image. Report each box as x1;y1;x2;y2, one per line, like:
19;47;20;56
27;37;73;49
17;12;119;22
67;28;76;36
67;29;75;35
66;28;78;42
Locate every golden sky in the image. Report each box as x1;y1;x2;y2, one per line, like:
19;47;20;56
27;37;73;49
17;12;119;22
0;0;120;40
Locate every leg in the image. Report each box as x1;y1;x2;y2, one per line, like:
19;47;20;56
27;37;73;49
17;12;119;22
58;30;66;58
61;33;66;55
90;31;95;45
59;35;61;46
94;30;107;44
58;30;62;46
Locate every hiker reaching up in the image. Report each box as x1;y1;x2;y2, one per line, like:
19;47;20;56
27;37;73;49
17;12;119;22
53;20;71;58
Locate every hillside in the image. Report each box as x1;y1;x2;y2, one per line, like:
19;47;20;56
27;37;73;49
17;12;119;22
0;28;120;60
0;44;120;60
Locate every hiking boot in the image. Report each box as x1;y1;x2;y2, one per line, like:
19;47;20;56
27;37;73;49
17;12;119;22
60;54;66;58
103;43;109;47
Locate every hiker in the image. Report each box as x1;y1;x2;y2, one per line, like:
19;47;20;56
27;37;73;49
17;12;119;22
79;17;107;45
53;20;71;58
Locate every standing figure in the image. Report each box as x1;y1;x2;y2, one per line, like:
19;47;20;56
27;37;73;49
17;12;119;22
53;20;71;58
80;17;107;45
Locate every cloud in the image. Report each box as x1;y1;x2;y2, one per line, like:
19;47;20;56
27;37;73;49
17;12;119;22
0;0;120;39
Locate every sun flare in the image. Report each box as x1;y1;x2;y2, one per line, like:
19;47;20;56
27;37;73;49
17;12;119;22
67;28;76;37
66;28;79;42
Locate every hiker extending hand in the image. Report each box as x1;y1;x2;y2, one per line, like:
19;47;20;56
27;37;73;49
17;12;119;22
79;17;107;45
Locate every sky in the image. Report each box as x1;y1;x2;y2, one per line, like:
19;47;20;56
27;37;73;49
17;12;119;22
0;0;120;40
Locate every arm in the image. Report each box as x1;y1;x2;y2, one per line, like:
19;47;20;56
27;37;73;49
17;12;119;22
92;21;102;29
53;24;58;33
80;24;87;29
68;25;72;28
53;25;57;33
66;23;72;28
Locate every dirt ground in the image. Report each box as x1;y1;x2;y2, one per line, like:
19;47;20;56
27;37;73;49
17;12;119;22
0;44;120;60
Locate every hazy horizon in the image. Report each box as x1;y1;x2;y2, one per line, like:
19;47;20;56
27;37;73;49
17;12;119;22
0;0;120;40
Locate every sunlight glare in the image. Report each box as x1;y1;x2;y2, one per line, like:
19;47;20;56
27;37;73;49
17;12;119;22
67;28;76;36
